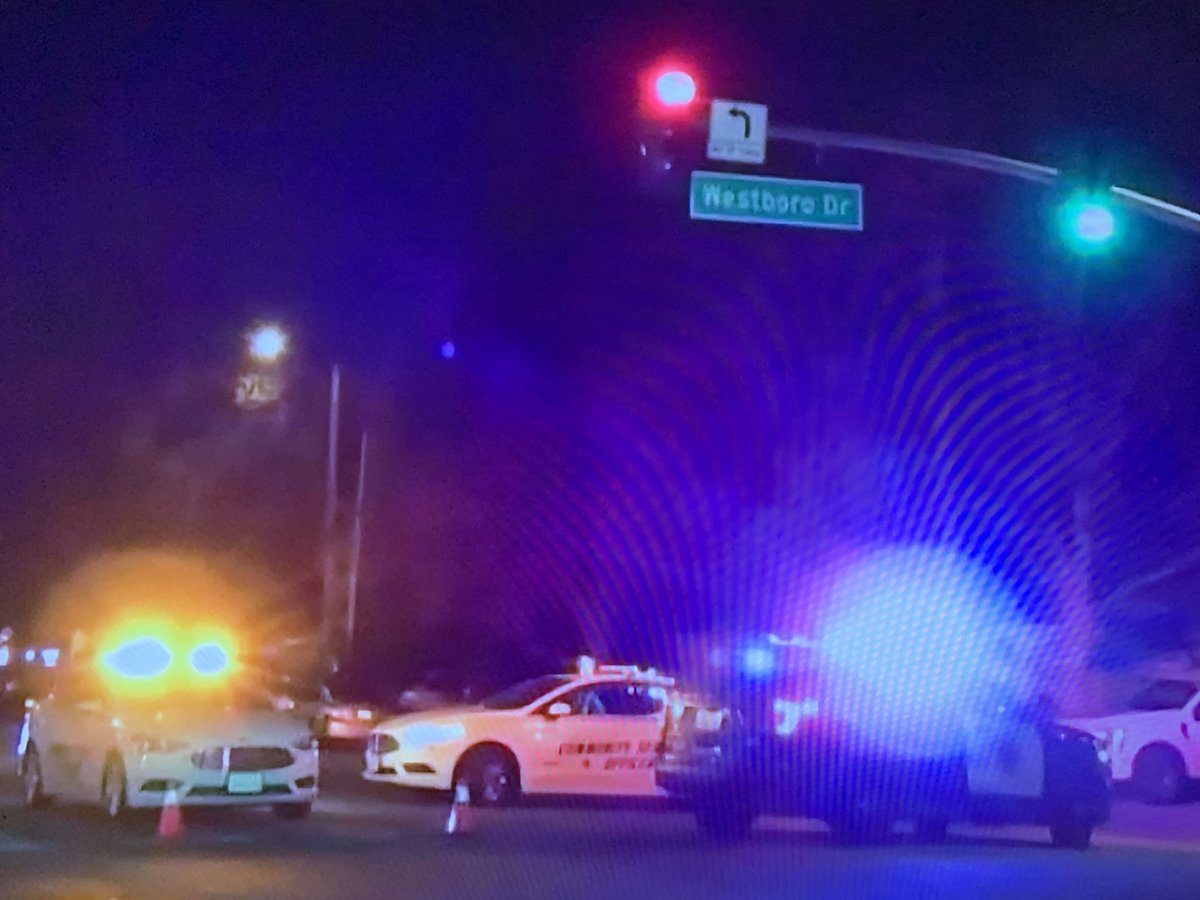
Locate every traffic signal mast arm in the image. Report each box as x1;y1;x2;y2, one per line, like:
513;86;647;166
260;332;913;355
657;96;1200;237
767;121;1200;238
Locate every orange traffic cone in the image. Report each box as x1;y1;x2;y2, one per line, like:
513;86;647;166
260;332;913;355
157;788;184;840
444;781;473;836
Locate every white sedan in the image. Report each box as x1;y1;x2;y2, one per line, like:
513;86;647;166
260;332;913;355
364;665;673;805
22;679;319;819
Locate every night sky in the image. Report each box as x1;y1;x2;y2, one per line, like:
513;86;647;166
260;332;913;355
3;3;1199;681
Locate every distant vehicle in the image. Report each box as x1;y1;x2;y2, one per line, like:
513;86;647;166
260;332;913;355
658;636;1110;848
364;658;673;805
21;627;319;819
1066;675;1200;804
264;675;382;743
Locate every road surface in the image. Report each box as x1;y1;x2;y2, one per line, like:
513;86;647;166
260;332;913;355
2;742;1200;899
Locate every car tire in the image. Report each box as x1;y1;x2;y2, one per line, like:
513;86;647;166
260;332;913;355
273;802;313;820
459;746;520;807
21;745;50;810
101;757;128;821
1133;746;1186;805
694;798;756;842
914;818;950;843
829;794;894;846
1049;817;1093;850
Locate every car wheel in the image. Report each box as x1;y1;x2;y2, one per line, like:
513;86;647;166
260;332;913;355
101;757;128;821
1050;817;1093;850
21;746;50;810
460;747;520;807
273;802;313;820
694;798;756;842
914;818;950;843
1133;746;1186;805
829;792;893;845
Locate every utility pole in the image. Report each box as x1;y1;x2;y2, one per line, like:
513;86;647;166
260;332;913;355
346;431;368;653
320;365;341;669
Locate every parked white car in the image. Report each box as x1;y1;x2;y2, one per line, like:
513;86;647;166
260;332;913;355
22;671;319;819
1066;675;1200;804
364;661;673;805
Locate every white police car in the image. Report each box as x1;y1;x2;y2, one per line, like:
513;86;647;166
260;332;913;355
20;630;319;820
364;659;673;805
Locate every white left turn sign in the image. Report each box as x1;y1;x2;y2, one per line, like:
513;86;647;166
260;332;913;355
707;99;768;164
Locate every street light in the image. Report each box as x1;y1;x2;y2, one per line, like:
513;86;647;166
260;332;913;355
247;323;289;364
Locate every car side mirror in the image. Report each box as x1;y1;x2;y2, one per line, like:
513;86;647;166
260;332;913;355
545;701;572;719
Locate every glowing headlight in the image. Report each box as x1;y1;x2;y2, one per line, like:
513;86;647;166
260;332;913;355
104;637;173;680
355;708;374;721
402;722;465;748
189;642;230;677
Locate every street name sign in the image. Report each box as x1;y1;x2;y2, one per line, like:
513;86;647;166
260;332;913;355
689;171;863;231
707;99;768;164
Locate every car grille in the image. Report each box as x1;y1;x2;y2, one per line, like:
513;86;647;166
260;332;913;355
229;747;294;771
189;784;291;797
191;746;295;771
369;733;400;754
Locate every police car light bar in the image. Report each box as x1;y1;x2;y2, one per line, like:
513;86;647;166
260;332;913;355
577;657;675;685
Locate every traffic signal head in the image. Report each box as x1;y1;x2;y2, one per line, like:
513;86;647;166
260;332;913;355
654;69;696;107
1057;189;1119;254
640;62;701;119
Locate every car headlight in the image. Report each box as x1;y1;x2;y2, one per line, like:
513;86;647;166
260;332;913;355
355;708;375;721
401;722;465;748
131;734;190;755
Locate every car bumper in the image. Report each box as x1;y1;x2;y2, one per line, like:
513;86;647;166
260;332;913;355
326;718;375;741
362;746;453;791
123;750;320;809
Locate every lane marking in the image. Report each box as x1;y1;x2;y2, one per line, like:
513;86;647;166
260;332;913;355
0;830;42;852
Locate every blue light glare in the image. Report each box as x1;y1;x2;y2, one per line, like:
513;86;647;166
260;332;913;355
818;546;1010;757
740;646;776;678
105;637;172;680
440;341;456;360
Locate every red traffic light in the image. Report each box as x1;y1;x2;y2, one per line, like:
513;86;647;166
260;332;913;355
654;70;696;107
640;62;701;118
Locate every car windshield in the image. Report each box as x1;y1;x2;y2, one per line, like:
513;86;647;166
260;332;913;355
1129;679;1198;711
482;675;571;710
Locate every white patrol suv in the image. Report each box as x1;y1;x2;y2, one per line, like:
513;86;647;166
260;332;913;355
364;660;673;805
1066;675;1200;804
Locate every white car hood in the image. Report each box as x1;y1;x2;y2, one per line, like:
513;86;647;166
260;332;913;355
376;705;487;733
117;705;312;746
1065;708;1182;736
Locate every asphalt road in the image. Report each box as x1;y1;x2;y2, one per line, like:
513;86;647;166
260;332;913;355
3;741;1200;899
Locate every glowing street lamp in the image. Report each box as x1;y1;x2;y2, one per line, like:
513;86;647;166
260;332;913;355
247;323;290;364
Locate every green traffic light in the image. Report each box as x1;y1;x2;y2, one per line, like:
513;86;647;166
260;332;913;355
1057;190;1119;254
